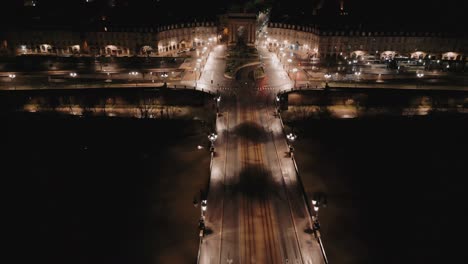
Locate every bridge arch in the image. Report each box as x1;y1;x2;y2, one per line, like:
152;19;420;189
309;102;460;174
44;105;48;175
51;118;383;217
411;51;427;59
350;50;367;61
40;44;53;53
380;51;397;60
442;52;461;60
104;45;129;56
140;45;153;55
179;40;187;49
68;45;80;54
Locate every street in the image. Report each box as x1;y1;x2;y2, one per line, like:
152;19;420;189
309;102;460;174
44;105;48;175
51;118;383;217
197;44;325;264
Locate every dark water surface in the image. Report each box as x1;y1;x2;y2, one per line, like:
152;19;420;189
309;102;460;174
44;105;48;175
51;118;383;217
292;115;468;264
4;113;210;264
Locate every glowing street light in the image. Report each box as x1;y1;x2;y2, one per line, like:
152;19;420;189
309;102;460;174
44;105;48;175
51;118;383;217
8;74;16;90
312;199;320;213
286;132;297;156
208;132;218;143
201;199;207;213
69;72;78;88
324;73;332;87
311;193;327;233
129;71;139;86
354;71;361;82
215;95;221;115
286;132;297;142
208;132;217;153
416;71;424;88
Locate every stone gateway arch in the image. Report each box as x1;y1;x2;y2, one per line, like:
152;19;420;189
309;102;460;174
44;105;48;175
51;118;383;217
226;13;257;45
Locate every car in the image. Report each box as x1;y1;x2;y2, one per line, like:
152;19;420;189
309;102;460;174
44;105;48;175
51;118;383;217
189;47;196;51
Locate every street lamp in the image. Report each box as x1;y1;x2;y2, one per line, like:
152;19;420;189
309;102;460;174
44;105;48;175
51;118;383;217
292;68;298;88
215;95;221;115
161;72;168;86
354;71;361;82
201;199;207;216
8;74;16;90
198;198;207;240
311;192;327;230
286;132;297;156
129;71;139;86
324;73;332;88
208;132;217;153
69;72;77;88
416;71;424;87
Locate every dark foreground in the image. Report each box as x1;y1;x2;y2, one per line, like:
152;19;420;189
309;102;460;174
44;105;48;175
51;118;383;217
290;115;468;264
4;113;210;264
4;111;467;264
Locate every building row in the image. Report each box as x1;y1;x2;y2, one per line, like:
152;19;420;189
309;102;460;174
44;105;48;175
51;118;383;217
264;23;467;61
0;22;218;57
1;19;467;62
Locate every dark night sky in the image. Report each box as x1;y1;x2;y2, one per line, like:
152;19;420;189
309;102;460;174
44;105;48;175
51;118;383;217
1;0;466;30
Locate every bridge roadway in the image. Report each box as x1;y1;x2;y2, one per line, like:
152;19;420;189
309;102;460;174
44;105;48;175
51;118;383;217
198;45;325;264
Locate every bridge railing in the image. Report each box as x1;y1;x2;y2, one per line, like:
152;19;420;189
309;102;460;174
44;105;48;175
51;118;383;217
275;98;329;264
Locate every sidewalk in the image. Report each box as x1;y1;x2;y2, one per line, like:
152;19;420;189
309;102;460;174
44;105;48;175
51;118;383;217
269;105;327;264
198;107;228;264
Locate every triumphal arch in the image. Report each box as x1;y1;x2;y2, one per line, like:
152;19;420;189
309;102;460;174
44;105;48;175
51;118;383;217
226;13;257;46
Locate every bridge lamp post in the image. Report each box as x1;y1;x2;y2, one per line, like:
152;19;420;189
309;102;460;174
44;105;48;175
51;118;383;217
129;71;139;86
69;72;77;88
292;68;298;88
201;199;207;218
8;74;16;90
311;199;321;231
208;132;217;153
286;132;297;156
354;71;361;82
215;95;221;116
416;72;424;87
160;72;168;86
275;95;281;115
311;193;327;231
324;73;332;88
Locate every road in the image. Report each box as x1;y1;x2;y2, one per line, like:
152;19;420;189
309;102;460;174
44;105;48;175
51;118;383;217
198;44;326;264
2;44;466;92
